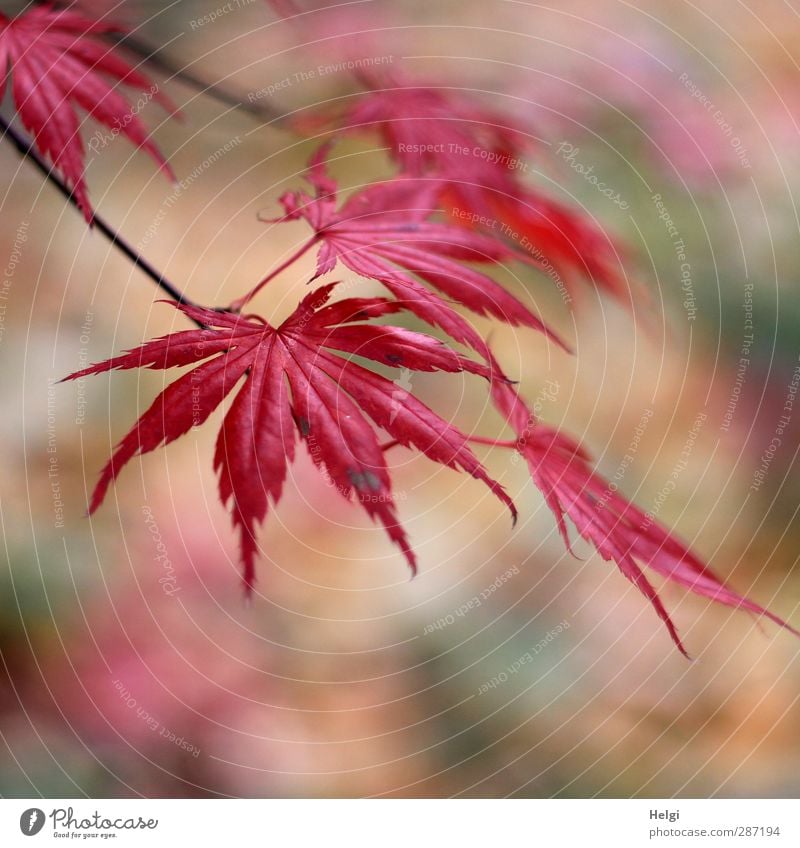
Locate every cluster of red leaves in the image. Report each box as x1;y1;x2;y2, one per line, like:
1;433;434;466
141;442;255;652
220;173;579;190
0;3;174;220
489;381;797;657
65;135;798;653
2;2;786;653
304;74;630;304
261;143;566;352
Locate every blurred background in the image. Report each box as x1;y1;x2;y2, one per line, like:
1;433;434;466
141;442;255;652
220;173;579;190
0;0;799;797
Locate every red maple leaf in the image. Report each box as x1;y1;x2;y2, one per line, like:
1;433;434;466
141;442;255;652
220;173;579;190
309;80;628;303
0;4;176;221
340;80;533;177
490;381;798;656
247;144;568;353
63;284;517;591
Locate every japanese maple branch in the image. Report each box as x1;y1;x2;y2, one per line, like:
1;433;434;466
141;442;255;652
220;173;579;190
115;33;283;123
0;114;203;322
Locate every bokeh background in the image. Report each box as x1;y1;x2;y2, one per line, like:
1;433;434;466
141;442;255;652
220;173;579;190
1;0;799;797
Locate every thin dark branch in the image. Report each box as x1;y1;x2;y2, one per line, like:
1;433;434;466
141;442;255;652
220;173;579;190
115;32;283;123
0;113;205;324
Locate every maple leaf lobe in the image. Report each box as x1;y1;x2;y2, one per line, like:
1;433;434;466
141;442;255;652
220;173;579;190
63;285;516;590
0;5;176;221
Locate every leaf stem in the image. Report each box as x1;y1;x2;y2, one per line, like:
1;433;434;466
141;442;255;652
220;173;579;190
115;33;284;123
0;113;204;323
228;237;318;312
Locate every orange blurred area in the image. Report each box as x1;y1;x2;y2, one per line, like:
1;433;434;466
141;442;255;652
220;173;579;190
0;0;798;798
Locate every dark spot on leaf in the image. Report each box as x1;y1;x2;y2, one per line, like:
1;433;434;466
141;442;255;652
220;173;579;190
347;469;364;489
298;416;311;436
347;468;383;493
363;470;382;492
386;353;403;364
